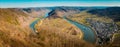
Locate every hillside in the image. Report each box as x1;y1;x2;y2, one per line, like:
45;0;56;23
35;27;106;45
0;8;94;47
0;7;120;47
22;8;51;18
0;8;36;47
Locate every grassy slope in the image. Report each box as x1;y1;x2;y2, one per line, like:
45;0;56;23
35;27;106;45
0;8;37;47
36;18;83;39
35;18;95;47
0;8;95;47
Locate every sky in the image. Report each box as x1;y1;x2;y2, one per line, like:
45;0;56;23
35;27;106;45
0;0;120;8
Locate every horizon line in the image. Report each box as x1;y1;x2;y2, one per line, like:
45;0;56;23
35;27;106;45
0;5;120;8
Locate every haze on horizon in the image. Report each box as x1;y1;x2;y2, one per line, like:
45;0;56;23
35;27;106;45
0;0;120;8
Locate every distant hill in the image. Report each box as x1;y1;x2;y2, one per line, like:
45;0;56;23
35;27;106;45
87;7;120;22
21;8;51;18
21;6;107;18
46;6;108;18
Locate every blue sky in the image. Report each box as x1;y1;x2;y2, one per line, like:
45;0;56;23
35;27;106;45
0;0;120;8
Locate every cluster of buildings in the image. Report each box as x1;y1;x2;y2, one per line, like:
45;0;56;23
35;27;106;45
87;19;118;45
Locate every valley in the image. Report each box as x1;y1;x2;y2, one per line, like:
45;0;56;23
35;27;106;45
0;6;120;47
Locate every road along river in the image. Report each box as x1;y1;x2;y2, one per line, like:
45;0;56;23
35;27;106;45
63;16;96;43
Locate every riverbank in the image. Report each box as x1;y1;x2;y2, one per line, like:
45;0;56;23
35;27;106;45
29;10;52;33
63;16;96;43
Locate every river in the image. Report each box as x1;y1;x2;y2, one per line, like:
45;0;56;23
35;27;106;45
30;10;51;33
63;16;96;43
30;10;96;43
